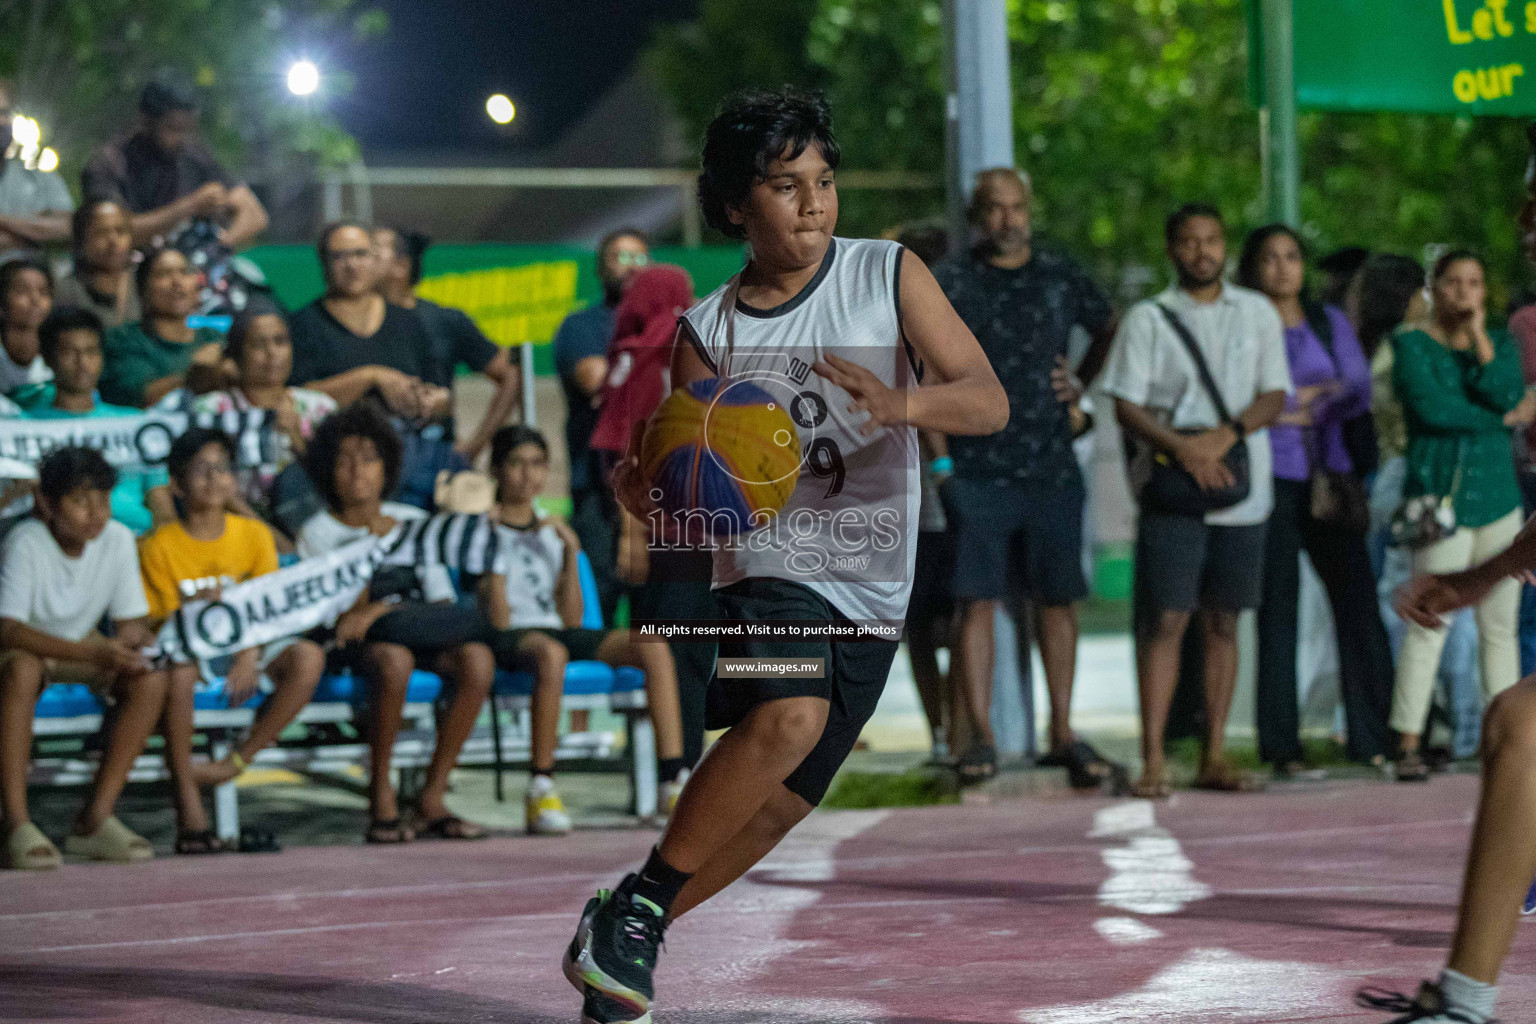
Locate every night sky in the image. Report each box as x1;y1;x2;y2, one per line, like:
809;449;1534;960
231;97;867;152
330;0;696;156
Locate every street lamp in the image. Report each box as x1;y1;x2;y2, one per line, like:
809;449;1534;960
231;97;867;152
287;60;320;97
486;93;515;124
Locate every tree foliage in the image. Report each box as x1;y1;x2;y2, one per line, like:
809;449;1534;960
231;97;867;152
647;0;1532;305
0;1;387;187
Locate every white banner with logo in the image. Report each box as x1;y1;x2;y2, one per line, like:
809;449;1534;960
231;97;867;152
157;533;391;662
151;512;508;663
0;407;271;480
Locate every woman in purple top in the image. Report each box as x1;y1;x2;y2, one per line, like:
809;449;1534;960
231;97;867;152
1239;225;1393;776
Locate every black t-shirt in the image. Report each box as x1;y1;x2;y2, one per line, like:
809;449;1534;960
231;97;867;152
932;247;1112;490
286;298;435;386
82;133;236;214
415;298;500;387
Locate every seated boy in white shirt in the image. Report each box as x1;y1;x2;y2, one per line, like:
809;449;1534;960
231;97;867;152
0;446;172;869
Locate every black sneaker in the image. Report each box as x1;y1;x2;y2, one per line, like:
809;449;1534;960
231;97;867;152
561;876;666;1019
1355;981;1493;1022
581;986;651;1024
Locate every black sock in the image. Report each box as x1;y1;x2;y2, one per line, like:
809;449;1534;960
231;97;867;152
531;768;554;779
624;846;691;913
657;757;686;784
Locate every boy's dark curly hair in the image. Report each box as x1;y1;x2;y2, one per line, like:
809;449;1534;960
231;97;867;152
166;426;236;485
698;87;841;240
37;445;116;505
303;401;403;512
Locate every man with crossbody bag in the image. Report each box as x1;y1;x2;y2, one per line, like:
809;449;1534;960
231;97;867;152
1100;203;1290;798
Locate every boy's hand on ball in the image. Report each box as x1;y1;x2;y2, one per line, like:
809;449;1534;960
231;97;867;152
814;354;903;435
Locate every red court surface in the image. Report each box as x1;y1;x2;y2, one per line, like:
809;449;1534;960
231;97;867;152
3;775;1532;1023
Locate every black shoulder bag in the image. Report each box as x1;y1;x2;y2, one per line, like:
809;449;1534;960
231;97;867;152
1141;304;1251;516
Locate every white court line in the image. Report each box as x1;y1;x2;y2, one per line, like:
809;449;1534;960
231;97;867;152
1093;801;1211;915
5;814;1469;927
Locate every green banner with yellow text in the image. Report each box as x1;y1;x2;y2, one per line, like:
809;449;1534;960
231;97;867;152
1290;0;1536;115
243;244;746;374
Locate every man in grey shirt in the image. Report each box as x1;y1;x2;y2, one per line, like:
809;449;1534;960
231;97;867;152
0;79;73;261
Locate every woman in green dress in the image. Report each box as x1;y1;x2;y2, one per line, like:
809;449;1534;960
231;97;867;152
1389;251;1531;781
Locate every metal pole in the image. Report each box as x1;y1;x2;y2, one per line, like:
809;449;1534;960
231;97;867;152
942;0;965;244
1261;0;1299;225
945;0;1032;757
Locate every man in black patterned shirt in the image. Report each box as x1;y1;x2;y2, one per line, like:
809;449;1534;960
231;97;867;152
932;167;1119;785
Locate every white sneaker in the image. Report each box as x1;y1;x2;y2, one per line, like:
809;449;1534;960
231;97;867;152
655;767;690;822
526;777;572;836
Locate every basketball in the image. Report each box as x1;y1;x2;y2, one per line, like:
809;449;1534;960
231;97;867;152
640;376;801;537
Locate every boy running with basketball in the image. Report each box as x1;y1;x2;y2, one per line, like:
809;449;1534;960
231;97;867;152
561;87;1007;1024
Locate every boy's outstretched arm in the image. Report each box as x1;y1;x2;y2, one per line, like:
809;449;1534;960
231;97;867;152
1397;513;1536;626
814;249;1007;437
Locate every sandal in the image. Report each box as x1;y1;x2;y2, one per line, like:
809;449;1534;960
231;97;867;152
5;821;61;870
1395;750;1432;782
956;742;997;784
64;816;154;863
236;826;281;854
1193;761;1268;793
413;814;487;841
365;818;414;844
174;829;229;856
1131;771;1171;800
1039;739;1119;789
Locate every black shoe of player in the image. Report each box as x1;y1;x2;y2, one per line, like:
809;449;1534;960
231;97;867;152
561;876;666;1020
581;985;652;1024
1356;981;1494;1023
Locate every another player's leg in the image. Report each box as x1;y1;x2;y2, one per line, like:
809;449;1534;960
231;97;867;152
1361;675;1536;1023
593;630;687;811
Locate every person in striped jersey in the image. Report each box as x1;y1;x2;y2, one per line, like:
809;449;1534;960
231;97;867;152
296;402;494;846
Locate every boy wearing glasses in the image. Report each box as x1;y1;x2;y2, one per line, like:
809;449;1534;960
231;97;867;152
137;427;323;854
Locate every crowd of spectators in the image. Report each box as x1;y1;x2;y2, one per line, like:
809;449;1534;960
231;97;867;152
0;77;691;871
2;68;1532;872
909;167;1536;799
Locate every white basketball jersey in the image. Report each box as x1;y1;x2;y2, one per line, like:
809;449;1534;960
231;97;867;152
679;237;918;625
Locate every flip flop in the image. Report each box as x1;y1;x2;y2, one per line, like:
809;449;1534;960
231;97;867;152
956;742;997;784
1395;751;1432;783
1131;772;1171;800
5;821;61;870
64;817;154;863
1039;739;1119;789
1523;878;1535;916
1193;763;1267;793
365;818;414;844
413;815;488;840
174;829;229;856
237;826;282;854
